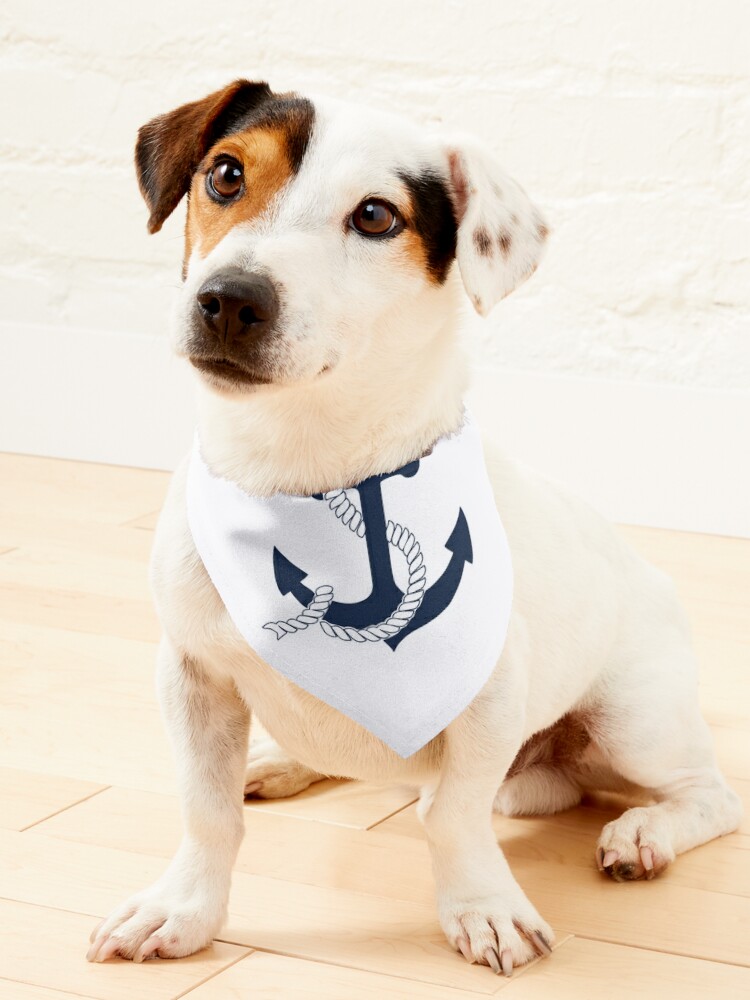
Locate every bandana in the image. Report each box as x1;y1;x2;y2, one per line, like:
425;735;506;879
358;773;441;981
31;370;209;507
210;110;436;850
186;413;512;758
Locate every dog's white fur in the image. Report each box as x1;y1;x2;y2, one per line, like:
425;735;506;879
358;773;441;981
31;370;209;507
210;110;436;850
88;93;742;972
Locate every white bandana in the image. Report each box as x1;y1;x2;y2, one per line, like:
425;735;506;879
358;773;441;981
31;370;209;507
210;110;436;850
186;414;513;757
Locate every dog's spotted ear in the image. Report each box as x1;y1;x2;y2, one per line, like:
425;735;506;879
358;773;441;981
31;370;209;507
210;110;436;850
445;135;549;316
135;80;272;234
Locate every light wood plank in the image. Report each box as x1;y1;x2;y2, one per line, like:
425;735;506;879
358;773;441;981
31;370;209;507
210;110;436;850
0;540;154;602
0;452;168;526
124;510;160;531
0;511;154;560
377;805;750;965
0;622;173;793
243;776;417;829
3;453;749;997
500;936;750;999
36;787;434;903
712;725;750;781
0;829;570;994
0;621;413;829
244;719;417;826
0;982;99;1000
617;525;750;606
618;525;750;730
0;899;249;1000
185;951;508;999
0;581;158;643
35;782;750;906
5;815;749;976
0;766;105;831
382;793;750;898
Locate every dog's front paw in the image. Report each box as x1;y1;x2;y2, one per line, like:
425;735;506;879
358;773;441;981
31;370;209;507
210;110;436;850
440;892;555;975
86;883;224;963
245;737;324;799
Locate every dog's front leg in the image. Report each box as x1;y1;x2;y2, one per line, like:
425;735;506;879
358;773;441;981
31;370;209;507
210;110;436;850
423;695;554;976
87;637;249;962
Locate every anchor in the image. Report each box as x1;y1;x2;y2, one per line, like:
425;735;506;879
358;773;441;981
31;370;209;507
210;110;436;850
271;460;473;650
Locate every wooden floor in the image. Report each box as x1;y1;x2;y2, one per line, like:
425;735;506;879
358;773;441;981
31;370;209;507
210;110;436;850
0;451;748;1000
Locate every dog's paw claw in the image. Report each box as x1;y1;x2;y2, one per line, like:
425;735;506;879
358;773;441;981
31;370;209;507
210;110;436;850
443;895;554;973
457;936;474;963
484;947;502;974
501;948;514;977
640;845;655;877
133;933;163;963
530;930;552;956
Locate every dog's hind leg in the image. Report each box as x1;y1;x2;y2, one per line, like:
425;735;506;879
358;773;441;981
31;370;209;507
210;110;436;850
590;646;742;881
495;765;582;816
493;712;589;816
244;735;326;798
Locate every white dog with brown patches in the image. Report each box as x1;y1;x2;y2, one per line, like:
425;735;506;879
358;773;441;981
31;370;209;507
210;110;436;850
87;80;741;976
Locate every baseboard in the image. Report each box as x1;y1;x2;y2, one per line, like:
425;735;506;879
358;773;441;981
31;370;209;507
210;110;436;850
2;322;748;537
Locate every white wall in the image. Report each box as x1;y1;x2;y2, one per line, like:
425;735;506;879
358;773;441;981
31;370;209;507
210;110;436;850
1;0;749;534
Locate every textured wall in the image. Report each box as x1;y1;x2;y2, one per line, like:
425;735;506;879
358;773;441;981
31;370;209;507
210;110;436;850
2;0;748;388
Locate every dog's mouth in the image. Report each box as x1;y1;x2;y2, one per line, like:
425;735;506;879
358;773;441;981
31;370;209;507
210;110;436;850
188;356;273;386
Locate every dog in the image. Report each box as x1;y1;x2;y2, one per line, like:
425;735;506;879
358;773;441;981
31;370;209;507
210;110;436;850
86;80;742;974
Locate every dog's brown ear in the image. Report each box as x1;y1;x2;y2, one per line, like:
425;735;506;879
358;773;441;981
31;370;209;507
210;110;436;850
135;80;272;234
444;134;549;316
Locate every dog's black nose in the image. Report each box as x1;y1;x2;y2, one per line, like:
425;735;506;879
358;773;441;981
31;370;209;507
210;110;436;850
195;269;279;348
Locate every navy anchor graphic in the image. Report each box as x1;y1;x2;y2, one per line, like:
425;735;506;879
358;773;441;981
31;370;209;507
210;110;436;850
271;460;473;650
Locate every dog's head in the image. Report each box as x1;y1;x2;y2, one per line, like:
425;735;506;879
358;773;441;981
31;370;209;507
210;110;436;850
136;80;548;393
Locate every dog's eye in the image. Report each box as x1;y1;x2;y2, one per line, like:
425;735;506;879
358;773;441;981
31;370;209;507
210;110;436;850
349;199;400;237
207;158;244;201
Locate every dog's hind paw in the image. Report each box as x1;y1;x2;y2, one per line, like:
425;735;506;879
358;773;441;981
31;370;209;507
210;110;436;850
596;806;676;881
245;737;325;799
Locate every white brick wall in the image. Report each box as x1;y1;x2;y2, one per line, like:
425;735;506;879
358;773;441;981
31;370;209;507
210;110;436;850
2;0;748;388
1;0;749;532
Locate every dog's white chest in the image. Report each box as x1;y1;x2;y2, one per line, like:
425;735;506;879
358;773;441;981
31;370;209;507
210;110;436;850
186;415;513;757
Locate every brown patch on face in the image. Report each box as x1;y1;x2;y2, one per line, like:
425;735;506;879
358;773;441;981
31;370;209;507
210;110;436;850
537;221;549;241
186;127;294;260
498;230;513;257
134;80;314;245
397;169;458;284
473;227;493;256
396;227;431;274
135;80;273;234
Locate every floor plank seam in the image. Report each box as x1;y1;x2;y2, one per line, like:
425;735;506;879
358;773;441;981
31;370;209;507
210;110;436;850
364;795;420;831
0;895;102;922
0;973;99;1000
121;509;160;529
573;932;750;969
210;942;509;995
19;785;113;833
171;945;254;1000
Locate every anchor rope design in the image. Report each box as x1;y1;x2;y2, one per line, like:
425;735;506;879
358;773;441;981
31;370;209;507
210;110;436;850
263;489;427;642
322;489;366;537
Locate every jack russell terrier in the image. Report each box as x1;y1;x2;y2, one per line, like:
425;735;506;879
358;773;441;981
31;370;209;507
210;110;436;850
87;80;742;976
